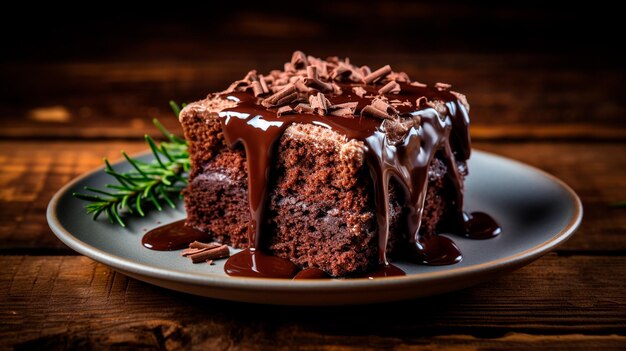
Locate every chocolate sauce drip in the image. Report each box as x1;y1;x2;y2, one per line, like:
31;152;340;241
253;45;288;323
463;212;502;239
224;248;298;278
415;235;462;265
218;83;472;271
142;219;210;251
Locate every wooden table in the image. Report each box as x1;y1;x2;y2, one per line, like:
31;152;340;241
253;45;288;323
1;50;625;349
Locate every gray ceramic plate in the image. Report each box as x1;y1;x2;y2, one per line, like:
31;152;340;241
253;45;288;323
47;150;582;305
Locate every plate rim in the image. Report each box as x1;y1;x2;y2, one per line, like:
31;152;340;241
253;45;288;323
47;149;583;292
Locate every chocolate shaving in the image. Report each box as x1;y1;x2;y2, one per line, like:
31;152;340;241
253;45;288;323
284;62;295;73
363;64;392;84
188;244;230;263
275;92;298;106
306;65;318;80
309;92;331;115
410;81;427;88
243;70;257;82
390;99;413;108
450;91;470;112
378;81;401;95
331;83;343;95
331;62;360;82
329;108;354;117
387;71;411;83
416;96;428;108
295;103;314;114
277;105;295;116
181;248;203;257
304;77;333;92
262;84;296;107
251;81;264;97
435;82;452;91
206;260;214;265
291;50;308;69
328;101;358;117
190;241;221;250
361;105;392;120
352;86;367;98
360;65;372;77
294;79;310;93
372;97;399;115
259;76;270;94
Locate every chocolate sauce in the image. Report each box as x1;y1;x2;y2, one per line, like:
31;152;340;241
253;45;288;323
414;235;463;265
218;82;472;270
224;248;298;278
142;219;210;251
293;268;331;280
463;212;502;239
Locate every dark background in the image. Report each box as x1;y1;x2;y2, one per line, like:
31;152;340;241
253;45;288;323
1;2;624;139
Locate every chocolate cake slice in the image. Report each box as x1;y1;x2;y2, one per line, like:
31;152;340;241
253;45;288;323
179;52;472;277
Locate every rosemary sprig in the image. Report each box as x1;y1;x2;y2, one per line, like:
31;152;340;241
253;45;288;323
73;101;190;227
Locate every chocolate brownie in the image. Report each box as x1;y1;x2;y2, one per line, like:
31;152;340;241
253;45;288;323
179;52;471;277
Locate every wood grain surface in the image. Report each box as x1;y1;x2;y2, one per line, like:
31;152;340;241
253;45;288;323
1;3;625;349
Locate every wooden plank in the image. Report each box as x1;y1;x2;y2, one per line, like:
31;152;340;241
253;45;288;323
0;141;147;251
0;141;624;252
1;255;625;349
1;55;624;140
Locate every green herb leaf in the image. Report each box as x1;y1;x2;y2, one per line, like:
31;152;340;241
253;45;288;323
73;102;190;226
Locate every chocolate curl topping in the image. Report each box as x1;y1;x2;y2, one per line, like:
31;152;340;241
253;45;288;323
188;245;230;263
295;103;314;114
277;105;295;116
378;81;401;95
416;96;428;108
259;75;270;93
294;79;310;93
352;86;367;98
361;105;393;120
360;65;372;77
372;97;399;115
251;81;264;97
190;241;221;250
305;77;333;92
329;102;358;117
410;81;427;88
304;65;333;92
309;92;331;115
363;65;392;84
291;50;308;69
306;65;319;80
276;92;298;106
435;82;452;91
387;71;411;83
262;83;297;107
331;62;360;82
243;70;258;82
